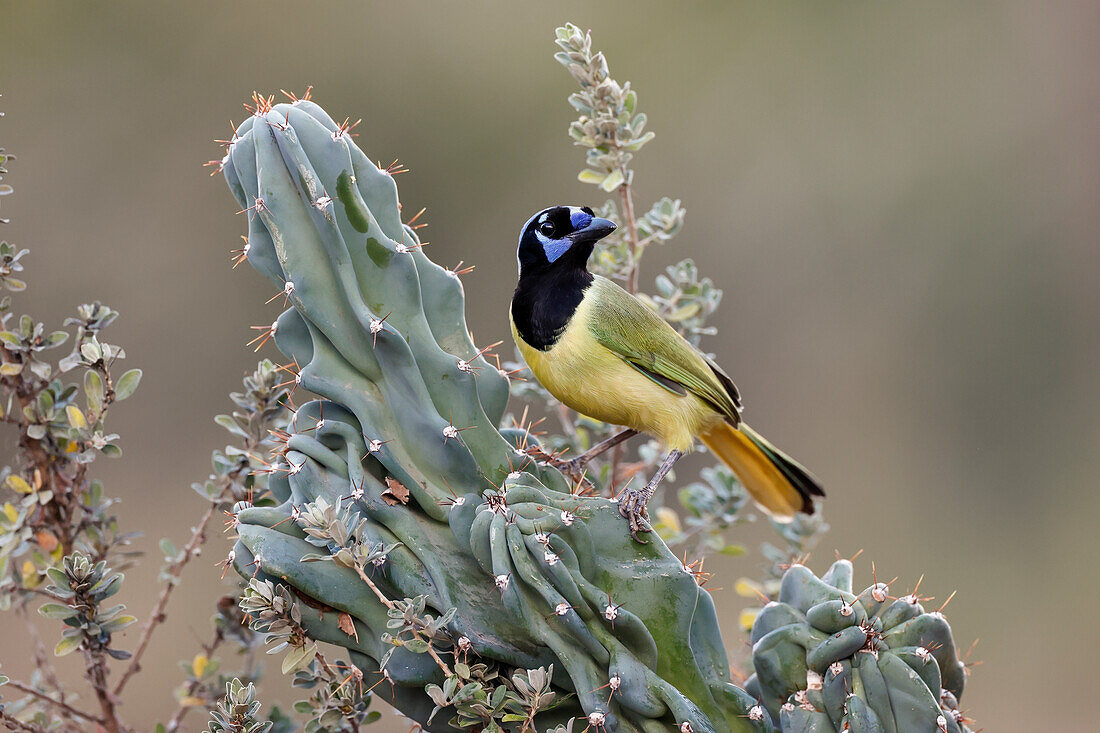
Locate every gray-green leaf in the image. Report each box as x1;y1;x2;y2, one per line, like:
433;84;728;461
85;370;105;414
54;634;83;656
38;603;76;620
114;368;142;401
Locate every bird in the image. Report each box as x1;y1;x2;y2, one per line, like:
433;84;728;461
509;205;824;541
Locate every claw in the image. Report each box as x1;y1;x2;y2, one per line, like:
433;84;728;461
615;448;682;543
618;489;652;543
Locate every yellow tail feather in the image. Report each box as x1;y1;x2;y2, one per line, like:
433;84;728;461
699;421;822;521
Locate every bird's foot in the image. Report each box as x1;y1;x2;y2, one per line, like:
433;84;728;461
617;488;653;544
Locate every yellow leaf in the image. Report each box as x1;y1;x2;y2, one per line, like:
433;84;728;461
192;654;209;678
599;168;625;192
669;302;701;321
65;441;79;453
653;506;681;535
576;169;606;185
22;560;41;588
66;405;87;429
739;608;760;633
180;696;205;707
6;475;33;494
2;502;17;523
734;577;765;598
50;543;63;562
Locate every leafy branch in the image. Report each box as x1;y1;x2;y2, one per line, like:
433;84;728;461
508;25;833;626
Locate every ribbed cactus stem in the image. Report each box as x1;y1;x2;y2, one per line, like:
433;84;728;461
747;560;973;733
219;93;765;732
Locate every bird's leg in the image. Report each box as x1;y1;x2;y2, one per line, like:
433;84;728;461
557;428;639;479
618;449;684;543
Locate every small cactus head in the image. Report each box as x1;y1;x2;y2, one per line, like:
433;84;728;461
747;561;972;731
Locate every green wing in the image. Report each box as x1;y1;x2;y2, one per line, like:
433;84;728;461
586;276;742;423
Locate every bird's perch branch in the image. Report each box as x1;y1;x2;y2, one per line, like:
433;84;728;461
617;172;642;296
608;171;642;485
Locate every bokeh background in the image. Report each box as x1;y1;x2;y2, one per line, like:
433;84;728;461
2;1;1097;730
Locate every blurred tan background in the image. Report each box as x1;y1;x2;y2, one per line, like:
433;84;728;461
2;1;1097;730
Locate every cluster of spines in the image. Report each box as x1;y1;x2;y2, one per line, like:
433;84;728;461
747;560;975;732
214;89;775;733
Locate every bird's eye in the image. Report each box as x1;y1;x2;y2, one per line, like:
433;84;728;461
539;221;556;237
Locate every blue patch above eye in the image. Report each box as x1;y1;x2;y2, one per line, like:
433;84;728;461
541;235;572;263
570;209;593;229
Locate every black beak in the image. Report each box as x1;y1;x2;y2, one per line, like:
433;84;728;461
573;216;617;244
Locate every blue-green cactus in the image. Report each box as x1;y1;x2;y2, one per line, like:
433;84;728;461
746;561;973;733
218;93;765;732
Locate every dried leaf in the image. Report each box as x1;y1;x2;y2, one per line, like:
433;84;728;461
382;477;410;506
337;612;359;642
35;530;59;552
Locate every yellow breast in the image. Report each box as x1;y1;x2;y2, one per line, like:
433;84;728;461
510;294;717;451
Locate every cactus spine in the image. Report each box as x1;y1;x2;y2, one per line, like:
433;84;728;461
219;93;766;732
746;560;973;733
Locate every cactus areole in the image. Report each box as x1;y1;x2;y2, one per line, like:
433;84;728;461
746;561;973;732
219;95;770;732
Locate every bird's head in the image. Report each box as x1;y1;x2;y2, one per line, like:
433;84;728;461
516;205;617;276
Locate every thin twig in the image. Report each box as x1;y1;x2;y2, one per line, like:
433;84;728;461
0;710;48;733
421;636;454;678
163;625;227;732
313;651;361;733
16;604;66;704
82;646;122;733
17;587;63;601
607;169;642;486
3;680;103;726
617;172;642;296
352;565;394;609
352;566;452;677
555;403;577;441
163;685;202;732
312;649;343;681
112;482;232;697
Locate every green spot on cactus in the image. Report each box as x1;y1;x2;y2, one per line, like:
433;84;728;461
221;96;762;732
337;170;371;234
